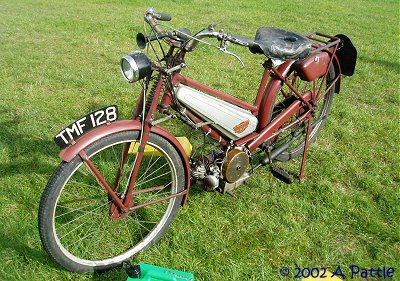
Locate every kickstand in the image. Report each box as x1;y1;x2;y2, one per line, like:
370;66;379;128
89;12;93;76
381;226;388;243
299;114;313;182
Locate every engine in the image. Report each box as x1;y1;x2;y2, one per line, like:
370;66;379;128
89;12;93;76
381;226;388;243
190;147;250;193
191;154;221;191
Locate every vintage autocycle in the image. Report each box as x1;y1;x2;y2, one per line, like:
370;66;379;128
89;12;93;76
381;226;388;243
38;8;357;272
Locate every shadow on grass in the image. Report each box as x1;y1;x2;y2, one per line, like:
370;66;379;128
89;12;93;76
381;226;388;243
0;227;55;268
0;105;66;271
359;54;400;71
91;268;127;281
0;106;59;178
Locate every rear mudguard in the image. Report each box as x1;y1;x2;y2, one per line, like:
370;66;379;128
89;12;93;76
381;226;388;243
59;120;191;206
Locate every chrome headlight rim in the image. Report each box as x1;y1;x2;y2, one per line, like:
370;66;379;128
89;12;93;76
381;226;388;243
120;55;140;83
120;52;152;83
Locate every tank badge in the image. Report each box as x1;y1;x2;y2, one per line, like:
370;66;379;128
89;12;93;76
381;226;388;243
233;120;250;134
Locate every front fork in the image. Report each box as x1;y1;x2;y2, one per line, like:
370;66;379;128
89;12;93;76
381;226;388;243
79;76;166;219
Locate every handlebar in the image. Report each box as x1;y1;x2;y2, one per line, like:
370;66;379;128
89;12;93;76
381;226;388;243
186;29;255;51
145;8;172;22
152;12;172;21
143;8;183;47
142;8;255;53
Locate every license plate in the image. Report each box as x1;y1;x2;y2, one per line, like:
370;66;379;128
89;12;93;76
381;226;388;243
54;105;118;149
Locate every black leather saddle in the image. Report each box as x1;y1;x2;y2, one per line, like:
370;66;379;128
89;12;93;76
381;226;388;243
248;26;311;60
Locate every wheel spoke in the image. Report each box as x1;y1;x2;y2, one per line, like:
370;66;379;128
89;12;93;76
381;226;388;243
39;132;183;271
56;200;105;218
136;154;162;183
67;213;108;253
66;179;105;194
127;214;151;233
56;200;111;232
137;171;171;187
136;148;157;182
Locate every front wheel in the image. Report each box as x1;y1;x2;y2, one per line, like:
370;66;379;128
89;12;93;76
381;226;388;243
38;131;185;272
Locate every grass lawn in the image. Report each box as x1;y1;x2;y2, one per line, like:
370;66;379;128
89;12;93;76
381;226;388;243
0;0;399;280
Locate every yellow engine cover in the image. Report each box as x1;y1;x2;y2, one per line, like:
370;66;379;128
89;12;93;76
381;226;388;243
128;136;192;158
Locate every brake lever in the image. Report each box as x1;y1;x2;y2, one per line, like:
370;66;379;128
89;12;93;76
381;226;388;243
208;22;223;31
218;47;245;67
218;32;245;67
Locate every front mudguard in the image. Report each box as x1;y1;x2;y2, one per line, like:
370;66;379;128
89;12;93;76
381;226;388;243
59;120;191;206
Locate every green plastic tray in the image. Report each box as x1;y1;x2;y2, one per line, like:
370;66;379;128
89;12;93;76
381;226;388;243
126;263;195;281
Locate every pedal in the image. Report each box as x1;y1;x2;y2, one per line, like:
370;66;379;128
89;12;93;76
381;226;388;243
270;165;294;184
123;261;141;279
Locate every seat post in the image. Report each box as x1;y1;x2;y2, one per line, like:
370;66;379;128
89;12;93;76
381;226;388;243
254;60;273;109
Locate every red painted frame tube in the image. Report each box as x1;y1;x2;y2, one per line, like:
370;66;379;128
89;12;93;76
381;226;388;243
247;91;312;151
316;44;339;101
184;110;227;145
124;77;165;208
271;65;313;109
257;60;295;129
234;132;258;147
127;190;187;212
78;150;127;211
254;66;272;114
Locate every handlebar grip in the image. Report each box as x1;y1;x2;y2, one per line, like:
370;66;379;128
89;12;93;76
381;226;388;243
176;28;192;41
154;12;172;21
230;34;256;47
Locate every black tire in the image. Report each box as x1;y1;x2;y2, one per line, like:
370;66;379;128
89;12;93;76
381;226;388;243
270;63;336;161
38;131;185;272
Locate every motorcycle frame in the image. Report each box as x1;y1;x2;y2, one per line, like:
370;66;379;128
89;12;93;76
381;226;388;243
154;34;342;179
165;50;340;153
167;60;313;151
59;34;342;215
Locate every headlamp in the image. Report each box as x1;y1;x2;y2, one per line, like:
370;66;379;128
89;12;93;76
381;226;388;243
120;52;151;82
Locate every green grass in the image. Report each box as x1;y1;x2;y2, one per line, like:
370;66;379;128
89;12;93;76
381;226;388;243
0;0;399;280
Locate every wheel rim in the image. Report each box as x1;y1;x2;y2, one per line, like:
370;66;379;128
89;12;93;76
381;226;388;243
51;137;178;266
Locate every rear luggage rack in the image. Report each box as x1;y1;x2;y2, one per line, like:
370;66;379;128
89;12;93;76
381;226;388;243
305;32;341;53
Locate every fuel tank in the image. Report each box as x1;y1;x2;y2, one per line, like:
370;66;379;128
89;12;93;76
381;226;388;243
175;84;258;140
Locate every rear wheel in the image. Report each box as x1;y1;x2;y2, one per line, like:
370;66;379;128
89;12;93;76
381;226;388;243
270;63;336;161
38;131;185;272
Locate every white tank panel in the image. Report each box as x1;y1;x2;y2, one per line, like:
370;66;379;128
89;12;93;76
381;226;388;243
175;85;258;140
